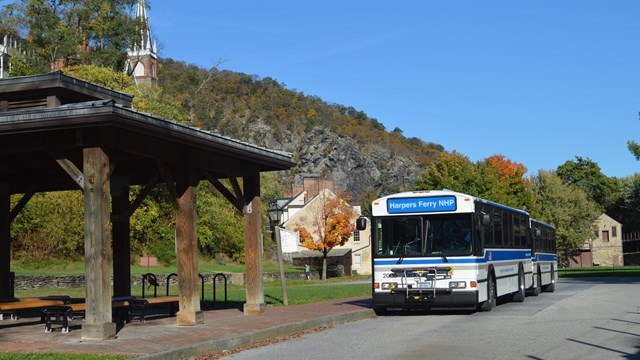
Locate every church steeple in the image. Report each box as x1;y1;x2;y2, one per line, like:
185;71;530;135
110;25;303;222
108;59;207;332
126;0;158;85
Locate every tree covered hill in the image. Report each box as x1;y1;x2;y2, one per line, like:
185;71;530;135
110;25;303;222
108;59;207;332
157;58;444;205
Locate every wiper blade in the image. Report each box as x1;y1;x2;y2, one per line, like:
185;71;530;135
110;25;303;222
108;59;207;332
441;255;448;263
396;255;405;264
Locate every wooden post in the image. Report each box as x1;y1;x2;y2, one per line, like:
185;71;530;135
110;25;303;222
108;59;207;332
0;183;11;300
82;147;116;340
111;177;131;297
243;173;265;315
175;163;203;326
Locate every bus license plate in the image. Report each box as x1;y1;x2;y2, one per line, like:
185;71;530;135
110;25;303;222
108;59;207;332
415;280;433;289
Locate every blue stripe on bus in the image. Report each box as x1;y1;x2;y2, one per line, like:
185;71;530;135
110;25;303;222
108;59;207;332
535;253;557;261
373;249;532;266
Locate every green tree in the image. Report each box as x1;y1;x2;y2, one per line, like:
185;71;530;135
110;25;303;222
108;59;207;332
629;112;640;160
529;170;600;267
1;0;139;74
196;184;245;263
556;156;620;210
629;141;640;160
64;64;138;95
415;151;480;194
11;191;84;262
616;174;640;233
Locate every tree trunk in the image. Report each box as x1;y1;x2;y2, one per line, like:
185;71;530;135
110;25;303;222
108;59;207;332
322;250;328;280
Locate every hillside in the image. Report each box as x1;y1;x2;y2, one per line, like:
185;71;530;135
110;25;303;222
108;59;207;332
158;58;444;206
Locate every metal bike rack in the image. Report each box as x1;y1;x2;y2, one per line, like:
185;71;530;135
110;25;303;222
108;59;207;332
212;273;228;309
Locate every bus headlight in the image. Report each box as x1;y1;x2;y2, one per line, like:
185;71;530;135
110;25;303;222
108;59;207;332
449;281;466;289
381;282;397;290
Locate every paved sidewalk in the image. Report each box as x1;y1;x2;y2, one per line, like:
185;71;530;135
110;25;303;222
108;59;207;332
0;297;374;359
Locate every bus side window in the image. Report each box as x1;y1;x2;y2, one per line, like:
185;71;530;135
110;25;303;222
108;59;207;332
493;210;503;247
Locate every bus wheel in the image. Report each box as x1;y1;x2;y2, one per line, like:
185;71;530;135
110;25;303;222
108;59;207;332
512;266;525;302
543;266;556;293
478;273;496;312
531;269;541;296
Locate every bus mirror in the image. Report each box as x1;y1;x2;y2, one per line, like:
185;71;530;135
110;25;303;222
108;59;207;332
356;217;367;231
481;214;491;226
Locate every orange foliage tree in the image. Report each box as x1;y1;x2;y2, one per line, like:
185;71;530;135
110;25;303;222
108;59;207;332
478;155;533;210
294;191;357;280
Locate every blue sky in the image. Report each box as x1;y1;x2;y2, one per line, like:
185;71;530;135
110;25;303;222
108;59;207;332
148;1;640;178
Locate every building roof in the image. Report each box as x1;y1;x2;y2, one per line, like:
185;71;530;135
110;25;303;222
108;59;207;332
0;72;134;107
0;72;294;194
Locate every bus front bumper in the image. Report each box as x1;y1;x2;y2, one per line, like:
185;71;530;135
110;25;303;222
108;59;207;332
373;289;478;308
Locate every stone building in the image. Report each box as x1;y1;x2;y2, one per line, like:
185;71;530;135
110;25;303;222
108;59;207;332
573;213;623;267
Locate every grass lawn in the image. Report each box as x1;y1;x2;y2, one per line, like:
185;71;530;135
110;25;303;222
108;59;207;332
558;265;640;278
15;276;372;308
10;259;300;276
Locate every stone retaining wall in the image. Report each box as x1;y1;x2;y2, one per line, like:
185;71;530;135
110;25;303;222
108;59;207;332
14;271;313;290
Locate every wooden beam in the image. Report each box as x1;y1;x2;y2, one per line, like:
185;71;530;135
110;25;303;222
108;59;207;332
242;172;265;315
155;159;178;208
82;147;116;340
55;158;85;191
9;185;36;222
175;161;203;326
0;183;11;300
127;175;158;218
229;177;244;203
203;172;243;213
111;176;131;298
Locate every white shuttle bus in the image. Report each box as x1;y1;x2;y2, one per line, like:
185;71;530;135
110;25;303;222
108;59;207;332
529;219;558;294
360;190;554;314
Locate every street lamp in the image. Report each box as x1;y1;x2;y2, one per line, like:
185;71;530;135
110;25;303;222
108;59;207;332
268;200;288;305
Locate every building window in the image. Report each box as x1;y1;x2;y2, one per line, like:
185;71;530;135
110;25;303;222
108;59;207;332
602;230;609;242
354;253;362;266
593;230;598;239
612;226;617;237
353;230;360;242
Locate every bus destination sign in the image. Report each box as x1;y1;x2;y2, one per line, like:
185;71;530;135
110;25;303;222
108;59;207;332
387;196;457;214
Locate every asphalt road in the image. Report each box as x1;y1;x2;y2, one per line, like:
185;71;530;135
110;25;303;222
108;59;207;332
225;277;640;360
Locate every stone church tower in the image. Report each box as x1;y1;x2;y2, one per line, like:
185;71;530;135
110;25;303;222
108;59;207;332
0;35;19;78
126;0;158;84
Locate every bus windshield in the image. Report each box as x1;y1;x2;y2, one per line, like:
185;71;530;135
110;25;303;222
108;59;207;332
375;214;472;257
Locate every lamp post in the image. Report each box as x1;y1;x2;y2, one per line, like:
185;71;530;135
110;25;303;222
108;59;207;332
268;200;288;306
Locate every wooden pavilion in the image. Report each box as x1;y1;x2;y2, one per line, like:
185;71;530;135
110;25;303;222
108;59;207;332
0;72;294;339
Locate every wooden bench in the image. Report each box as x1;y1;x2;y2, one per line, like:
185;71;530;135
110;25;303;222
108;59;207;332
43;300;130;333
0;298;68;320
128;296;179;323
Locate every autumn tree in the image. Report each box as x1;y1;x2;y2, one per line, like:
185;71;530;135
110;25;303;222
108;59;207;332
294;191;357;280
478;155;534;210
528;170;600;267
416;152;533;210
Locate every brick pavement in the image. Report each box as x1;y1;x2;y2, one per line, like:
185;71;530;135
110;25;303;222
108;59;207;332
0;297;374;359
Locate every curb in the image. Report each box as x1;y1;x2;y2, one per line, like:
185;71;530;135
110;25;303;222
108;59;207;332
133;308;376;360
